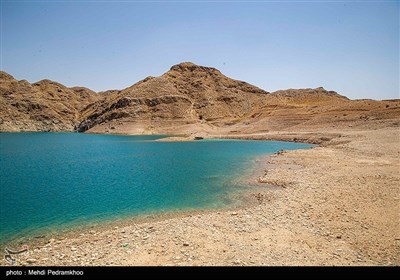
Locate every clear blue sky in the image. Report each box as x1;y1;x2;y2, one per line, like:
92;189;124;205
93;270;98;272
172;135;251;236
1;1;399;100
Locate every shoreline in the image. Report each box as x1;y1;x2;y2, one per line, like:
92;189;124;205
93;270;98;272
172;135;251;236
0;129;337;145
0;143;283;253
1;125;398;266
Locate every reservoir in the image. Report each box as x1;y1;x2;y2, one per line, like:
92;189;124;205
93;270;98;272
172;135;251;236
0;132;313;243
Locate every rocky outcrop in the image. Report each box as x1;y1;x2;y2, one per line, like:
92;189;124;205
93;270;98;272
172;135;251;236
75;62;270;132
0;72;100;132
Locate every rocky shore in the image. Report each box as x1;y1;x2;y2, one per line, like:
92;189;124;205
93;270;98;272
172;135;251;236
1;125;398;266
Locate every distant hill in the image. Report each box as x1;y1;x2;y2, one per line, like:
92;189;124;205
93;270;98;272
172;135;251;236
0;71;100;132
1;62;399;134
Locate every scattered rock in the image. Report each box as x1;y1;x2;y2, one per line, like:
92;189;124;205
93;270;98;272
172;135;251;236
277;149;285;155
34;235;45;239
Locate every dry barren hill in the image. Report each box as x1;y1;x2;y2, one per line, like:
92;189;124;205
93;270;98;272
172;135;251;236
235;88;400;135
1;62;399;134
77;62;269;134
0;71;100;132
78;62;399;135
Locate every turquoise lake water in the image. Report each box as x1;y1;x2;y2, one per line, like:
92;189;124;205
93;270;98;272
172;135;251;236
0;133;313;243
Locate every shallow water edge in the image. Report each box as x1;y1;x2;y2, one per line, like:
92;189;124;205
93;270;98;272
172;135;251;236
0;133;315;250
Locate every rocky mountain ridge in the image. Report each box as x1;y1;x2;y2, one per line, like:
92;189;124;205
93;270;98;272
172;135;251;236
1;62;399;134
